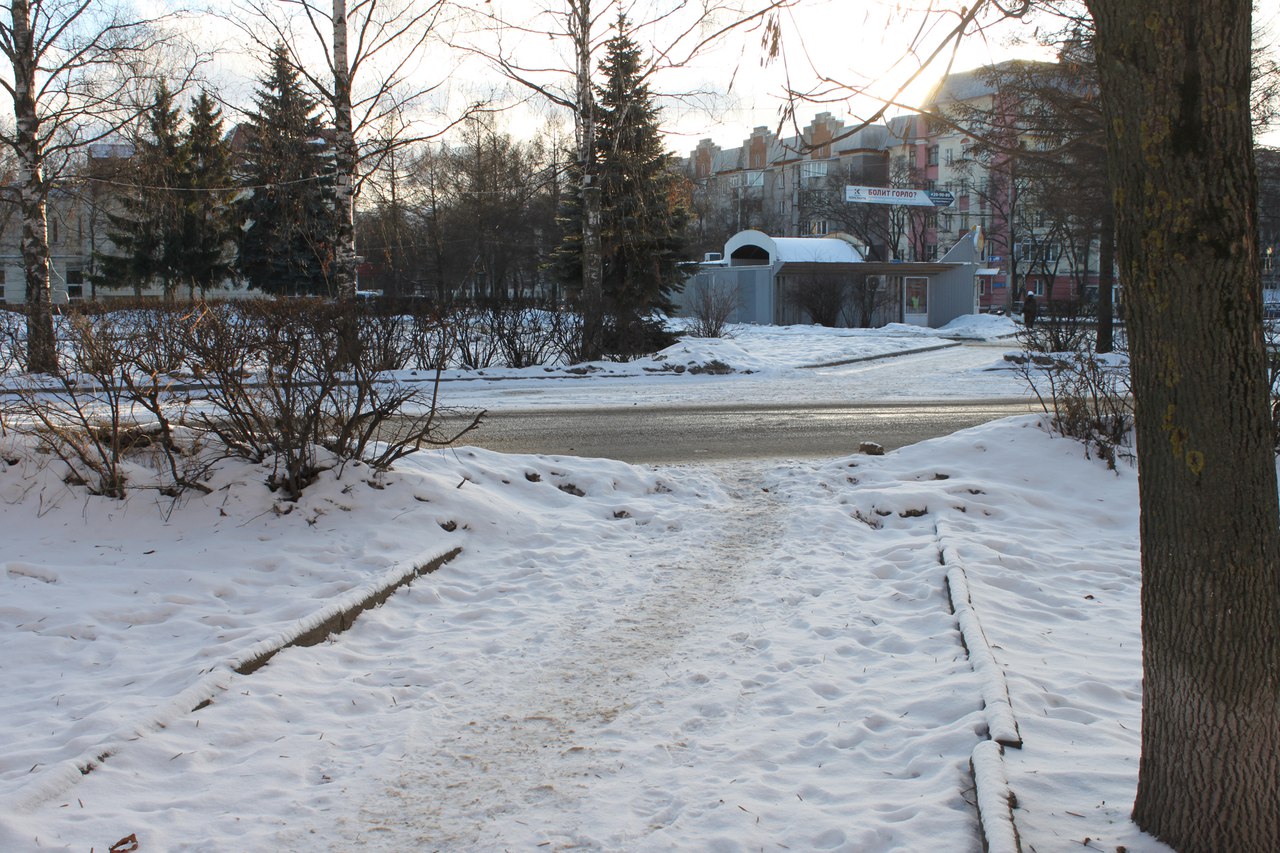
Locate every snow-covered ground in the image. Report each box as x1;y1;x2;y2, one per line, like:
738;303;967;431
431;315;1029;412
0;319;1170;852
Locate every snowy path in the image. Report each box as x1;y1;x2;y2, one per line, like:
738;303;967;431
261;460;990;851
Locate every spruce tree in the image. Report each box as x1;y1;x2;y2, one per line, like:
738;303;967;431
179;90;236;299
237;44;335;296
552;16;689;358
95;83;189;299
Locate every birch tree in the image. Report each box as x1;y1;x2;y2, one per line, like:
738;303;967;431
0;0;188;373
230;0;461;300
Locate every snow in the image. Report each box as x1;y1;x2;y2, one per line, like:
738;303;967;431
0;321;1173;852
426;318;1027;412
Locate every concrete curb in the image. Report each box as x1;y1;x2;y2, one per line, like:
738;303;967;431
938;518;1023;853
798;340;962;369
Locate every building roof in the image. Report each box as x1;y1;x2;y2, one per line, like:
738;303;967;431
725;230;864;265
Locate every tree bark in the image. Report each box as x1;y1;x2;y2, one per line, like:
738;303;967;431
9;0;57;374
331;0;358;299
1095;204;1115;353
1087;1;1280;849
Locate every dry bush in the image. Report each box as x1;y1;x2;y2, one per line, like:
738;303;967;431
7;312;213;498
1;299;483;502
483;301;571;368
1015;333;1133;469
685;278;738;338
183;300;482;499
451;304;501;369
1020;298;1094;353
0;307;25;374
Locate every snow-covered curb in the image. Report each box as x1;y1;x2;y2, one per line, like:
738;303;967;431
944;559;1022;748
939;518;1024;852
7;546;462;813
971;740;1022;853
799;340;962;368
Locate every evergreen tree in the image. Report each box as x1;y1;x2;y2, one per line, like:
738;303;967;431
237;44;335;296
552;16;689;357
95;83;189;299
179;90;237;299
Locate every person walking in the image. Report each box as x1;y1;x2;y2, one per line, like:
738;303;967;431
1023;290;1038;329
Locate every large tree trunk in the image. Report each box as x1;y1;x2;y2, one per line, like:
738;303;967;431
1095;205;1115;353
10;0;57;374
1087;1;1280;850
331;0;358;299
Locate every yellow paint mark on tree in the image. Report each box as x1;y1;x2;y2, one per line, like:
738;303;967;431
1162;404;1204;477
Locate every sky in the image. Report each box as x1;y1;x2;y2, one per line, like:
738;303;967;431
136;0;1280;160
0;318;1178;852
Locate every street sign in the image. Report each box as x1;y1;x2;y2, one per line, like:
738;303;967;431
844;185;955;208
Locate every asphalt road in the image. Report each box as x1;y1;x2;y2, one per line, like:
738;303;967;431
443;399;1039;464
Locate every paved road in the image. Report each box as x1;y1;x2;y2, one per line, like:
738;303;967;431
444;399;1038;463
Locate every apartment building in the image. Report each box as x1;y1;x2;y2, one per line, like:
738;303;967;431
684;60;1114;313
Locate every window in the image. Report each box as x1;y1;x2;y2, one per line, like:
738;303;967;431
800;161;827;180
905;276;929;314
66;269;84;301
978;279;987;296
925;243;938;260
927;146;939;166
805;219;830;236
1017;242;1059;263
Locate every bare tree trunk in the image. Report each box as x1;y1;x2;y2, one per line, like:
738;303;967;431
572;0;603;362
9;0;56;374
331;0;358;299
1088;1;1280;849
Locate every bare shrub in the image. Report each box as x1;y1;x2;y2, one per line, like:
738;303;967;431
451;304;501;369
0;307;25;374
7;312;212;498
1015;333;1133;468
551;309;585;364
685;278;738;338
407;306;456;371
786;275;849;327
484;301;566;368
182;300;348;497
3;299;484;502
350;301;415;372
1021;298;1094;353
184;300;483;498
